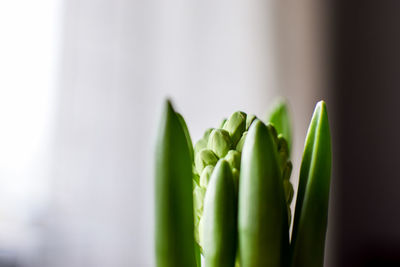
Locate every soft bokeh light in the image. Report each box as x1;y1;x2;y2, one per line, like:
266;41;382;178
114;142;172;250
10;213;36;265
0;0;60;265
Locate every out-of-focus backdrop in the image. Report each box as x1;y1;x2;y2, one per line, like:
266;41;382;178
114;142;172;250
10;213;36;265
1;0;400;266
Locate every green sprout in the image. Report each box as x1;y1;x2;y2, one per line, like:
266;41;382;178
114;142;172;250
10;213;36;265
155;99;332;267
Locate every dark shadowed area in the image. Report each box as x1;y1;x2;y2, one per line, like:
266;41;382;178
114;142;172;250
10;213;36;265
332;1;400;266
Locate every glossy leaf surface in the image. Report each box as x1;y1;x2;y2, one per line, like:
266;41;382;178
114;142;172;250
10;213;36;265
291;101;332;267
155;100;196;267
203;160;237;267
238;120;289;267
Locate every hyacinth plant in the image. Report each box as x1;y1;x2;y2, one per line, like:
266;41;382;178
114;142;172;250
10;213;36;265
155;99;331;267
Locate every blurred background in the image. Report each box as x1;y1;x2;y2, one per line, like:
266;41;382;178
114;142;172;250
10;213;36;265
0;0;399;266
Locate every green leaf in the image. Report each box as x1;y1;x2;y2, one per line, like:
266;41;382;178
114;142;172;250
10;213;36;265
238;119;289;267
203;160;237;267
267;99;292;155
177;112;194;161
290;101;332;267
155;99;196;267
194;242;202;267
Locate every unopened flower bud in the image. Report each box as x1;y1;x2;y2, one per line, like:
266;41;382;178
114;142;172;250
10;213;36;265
267;123;279;146
193;171;200;185
236;131;247;153
287;206;292;226
283;179;294;204
246;114;256;130
223;111;247;145
282;161;293;181
193;183;205;247
194;138;207;155
225;150;241;170
193;184;206;214
278;134;289;166
200;165;214;188
194;128;214;155
195;149;218;174
207;129;232;158
198;217;204;249
203;128;214;140
194;214;201;246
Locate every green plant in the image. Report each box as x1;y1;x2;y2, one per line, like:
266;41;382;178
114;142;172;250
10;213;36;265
155;99;332;267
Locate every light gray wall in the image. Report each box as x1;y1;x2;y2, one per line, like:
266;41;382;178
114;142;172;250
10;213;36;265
45;0;281;266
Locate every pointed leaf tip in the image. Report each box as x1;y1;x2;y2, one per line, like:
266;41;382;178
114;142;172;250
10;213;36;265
165;98;174;110
155;98;197;267
203;159;236;267
239;118;289;267
290;100;331;267
267;98;293;154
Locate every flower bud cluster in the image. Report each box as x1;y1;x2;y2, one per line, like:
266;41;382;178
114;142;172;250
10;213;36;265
192;111;293;250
